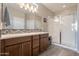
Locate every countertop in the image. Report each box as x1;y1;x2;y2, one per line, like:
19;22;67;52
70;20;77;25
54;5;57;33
0;32;48;40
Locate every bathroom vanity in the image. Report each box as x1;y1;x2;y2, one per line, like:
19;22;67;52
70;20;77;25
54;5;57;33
0;32;49;56
0;3;49;56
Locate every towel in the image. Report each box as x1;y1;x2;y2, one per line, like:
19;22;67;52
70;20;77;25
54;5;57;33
4;7;10;26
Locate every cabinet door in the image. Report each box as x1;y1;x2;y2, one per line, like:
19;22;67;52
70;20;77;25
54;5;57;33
43;37;49;50
40;35;49;53
40;38;44;52
22;41;31;56
5;44;22;56
33;35;39;48
33;47;39;56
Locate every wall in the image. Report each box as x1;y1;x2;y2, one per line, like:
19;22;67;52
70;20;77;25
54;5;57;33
37;4;54;18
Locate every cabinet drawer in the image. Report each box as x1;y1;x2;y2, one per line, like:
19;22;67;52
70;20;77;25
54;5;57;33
40;40;44;52
33;47;39;56
33;39;39;48
4;36;31;46
40;34;48;38
43;37;49;50
33;35;39;40
39;35;49;53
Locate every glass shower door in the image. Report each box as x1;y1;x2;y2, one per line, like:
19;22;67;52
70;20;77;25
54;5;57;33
61;15;76;48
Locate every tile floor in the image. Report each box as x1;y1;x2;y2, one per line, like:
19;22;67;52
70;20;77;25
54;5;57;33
39;45;79;56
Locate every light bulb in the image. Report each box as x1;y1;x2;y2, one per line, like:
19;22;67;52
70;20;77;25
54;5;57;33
27;4;29;9
20;3;24;8
25;6;27;10
20;5;23;8
34;8;37;12
31;6;33;10
18;3;38;13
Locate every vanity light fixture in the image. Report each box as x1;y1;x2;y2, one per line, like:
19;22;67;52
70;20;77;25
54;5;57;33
18;3;38;13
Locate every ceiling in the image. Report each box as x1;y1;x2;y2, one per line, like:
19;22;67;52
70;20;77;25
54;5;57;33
7;3;77;15
42;3;77;14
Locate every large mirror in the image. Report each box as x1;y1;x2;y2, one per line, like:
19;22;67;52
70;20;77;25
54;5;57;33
25;13;43;30
2;3;43;30
2;3;25;29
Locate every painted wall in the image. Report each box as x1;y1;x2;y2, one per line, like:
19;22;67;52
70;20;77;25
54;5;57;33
37;4;54;18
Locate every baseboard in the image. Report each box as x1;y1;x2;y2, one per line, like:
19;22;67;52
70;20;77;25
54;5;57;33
52;43;79;54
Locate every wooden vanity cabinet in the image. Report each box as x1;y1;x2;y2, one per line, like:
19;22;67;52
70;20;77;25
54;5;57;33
4;36;32;56
39;34;49;53
5;41;32;56
0;33;49;56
